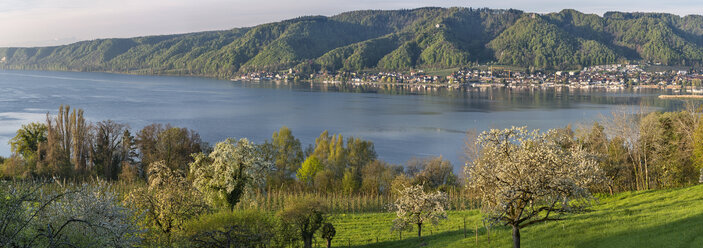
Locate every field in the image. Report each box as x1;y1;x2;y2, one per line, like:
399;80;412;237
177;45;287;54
319;184;703;248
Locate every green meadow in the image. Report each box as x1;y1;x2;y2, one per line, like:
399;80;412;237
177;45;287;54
320;185;703;248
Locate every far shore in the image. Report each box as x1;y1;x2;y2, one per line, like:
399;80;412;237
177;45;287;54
240;78;701;92
658;94;703;99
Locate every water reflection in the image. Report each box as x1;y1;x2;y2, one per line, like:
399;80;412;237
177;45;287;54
238;80;683;111
0;70;694;171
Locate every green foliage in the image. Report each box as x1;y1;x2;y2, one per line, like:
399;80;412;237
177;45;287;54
317;34;406;71
378;42;421;70
277;198;327;248
341;167;361;194
308;131;377;180
125;161;209;243
297;155;323;185
261;126;304;187
9;122;47;161
182;210;278;247
577;122;630;194
5;123;47;178
489;15;619;70
694;119;703;172
360;161;404;195
3;105;199;182
638;111;698;188
595;107;701;192
10;8;703;73
320;223;336;248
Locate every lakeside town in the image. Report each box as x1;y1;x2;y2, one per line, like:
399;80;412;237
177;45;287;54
237;63;703;93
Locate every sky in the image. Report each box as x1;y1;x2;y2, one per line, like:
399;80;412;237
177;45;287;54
1;0;702;47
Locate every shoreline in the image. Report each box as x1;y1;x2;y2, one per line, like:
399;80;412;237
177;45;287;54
1;68;697;93
658;94;703;99
238;78;692;91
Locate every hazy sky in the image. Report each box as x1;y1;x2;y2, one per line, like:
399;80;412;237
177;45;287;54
2;0;702;47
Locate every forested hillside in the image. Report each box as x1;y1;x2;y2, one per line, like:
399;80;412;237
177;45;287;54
2;7;703;77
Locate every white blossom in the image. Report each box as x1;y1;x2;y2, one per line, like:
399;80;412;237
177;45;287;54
390;184;448;237
465;127;603;246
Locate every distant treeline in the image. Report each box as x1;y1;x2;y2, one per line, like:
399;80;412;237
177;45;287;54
1;105;460;196
4;103;703;196
2;8;703;77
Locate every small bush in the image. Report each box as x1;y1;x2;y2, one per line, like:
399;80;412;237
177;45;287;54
278;198;328;248
182;210;277;247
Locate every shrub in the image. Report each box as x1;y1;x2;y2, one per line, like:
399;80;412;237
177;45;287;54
124;161;208;243
182;210;277;248
277;198;327;248
320;223;336;248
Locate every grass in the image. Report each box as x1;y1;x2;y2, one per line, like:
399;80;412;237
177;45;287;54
423;67;460;77
318;184;703;248
236;188;474;213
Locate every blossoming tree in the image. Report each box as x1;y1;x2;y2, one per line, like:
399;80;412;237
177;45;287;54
390;184;448;238
465;127;602;248
190;138;272;210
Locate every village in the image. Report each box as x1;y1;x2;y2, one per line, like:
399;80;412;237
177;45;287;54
237;64;703;92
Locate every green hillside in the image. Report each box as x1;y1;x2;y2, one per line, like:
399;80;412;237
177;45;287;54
489;14;621;68
2;7;703;76
326;184;703;247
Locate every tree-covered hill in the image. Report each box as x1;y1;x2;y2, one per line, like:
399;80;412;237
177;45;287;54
2;7;703;77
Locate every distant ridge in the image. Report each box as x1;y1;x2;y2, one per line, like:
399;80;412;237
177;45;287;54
2;7;703;78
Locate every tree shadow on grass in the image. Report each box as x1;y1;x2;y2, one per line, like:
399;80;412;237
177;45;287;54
343;227;501;248
575;213;703;248
348;230;468;248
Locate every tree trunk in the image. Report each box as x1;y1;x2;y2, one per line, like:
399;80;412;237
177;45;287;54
303;234;313;248
327;239;332;248
303;237;312;248
512;225;520;248
418;223;422;238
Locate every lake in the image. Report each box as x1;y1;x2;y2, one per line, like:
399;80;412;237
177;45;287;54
0;70;683;170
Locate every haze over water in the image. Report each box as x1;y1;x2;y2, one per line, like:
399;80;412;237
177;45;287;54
0;70;682;169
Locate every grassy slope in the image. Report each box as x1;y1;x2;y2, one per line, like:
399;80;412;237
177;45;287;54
324;184;703;248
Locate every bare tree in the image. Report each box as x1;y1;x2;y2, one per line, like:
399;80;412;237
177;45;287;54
92;120;127;180
601;104;651;190
136;124;204;175
42;105;92;178
674;100;701;155
463;129;480;165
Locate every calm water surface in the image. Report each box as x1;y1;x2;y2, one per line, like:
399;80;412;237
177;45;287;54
0;70;685;169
